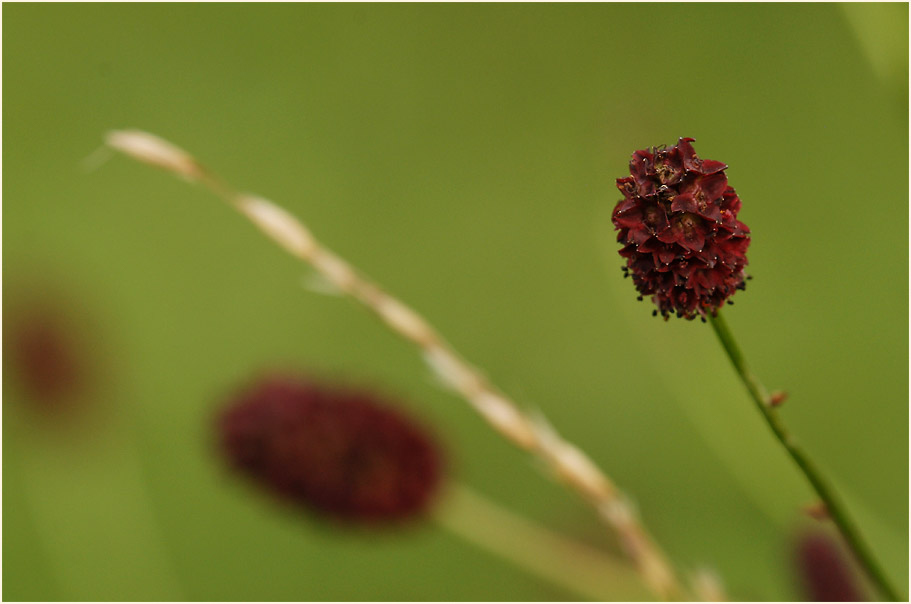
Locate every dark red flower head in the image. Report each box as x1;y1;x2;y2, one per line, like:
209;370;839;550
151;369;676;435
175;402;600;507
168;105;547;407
4;298;92;409
612;138;750;320
217;375;443;524
795;532;866;601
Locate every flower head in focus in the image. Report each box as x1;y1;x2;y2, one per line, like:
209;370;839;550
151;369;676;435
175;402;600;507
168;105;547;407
612;138;750;320
217;374;443;524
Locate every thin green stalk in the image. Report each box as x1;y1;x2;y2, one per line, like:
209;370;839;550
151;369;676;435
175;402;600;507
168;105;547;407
708;311;902;602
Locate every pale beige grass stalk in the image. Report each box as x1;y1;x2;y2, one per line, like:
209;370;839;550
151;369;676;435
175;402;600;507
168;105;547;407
104;129;704;601
436;483;649;601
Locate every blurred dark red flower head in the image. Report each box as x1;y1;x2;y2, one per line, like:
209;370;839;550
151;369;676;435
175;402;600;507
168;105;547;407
612;138;750;320
217;375;443;524
4;300;90;408
795;532;866;601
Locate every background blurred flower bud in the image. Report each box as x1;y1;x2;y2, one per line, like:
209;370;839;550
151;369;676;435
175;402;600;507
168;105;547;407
4;289;95;414
217;374;444;524
795;532;866;601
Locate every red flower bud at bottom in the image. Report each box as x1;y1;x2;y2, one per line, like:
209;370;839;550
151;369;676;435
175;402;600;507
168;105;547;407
795;532;866;601
217;375;443;524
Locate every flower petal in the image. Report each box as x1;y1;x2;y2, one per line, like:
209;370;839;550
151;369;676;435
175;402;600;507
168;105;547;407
701;159;727;174
700;172;728;202
671;193;698;214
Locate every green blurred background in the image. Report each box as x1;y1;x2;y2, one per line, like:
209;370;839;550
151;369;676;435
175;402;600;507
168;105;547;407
3;3;907;601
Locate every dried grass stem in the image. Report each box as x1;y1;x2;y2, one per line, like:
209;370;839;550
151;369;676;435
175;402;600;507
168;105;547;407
105;130;694;601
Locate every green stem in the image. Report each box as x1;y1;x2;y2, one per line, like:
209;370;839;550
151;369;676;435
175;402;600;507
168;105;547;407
708;311;902;602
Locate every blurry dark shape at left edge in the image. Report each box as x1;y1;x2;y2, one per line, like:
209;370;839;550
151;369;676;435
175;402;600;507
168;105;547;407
4;278;103;425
